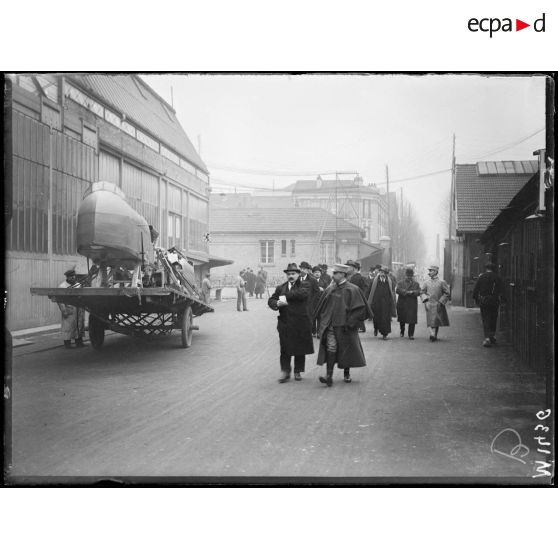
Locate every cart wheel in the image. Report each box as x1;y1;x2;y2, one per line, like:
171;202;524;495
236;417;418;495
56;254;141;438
181;306;193;348
89;314;105;349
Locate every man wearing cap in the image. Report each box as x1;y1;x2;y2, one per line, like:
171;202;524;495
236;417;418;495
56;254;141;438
314;264;371;386
268;263;314;383
367;266;397;339
396;267;421;339
472;262;506;347
420;265;450;342
346;260;369;332
57;267;85;349
300;261;321;332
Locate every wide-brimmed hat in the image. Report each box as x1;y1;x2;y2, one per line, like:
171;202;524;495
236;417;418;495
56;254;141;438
331;263;350;274
299;261;312;270
283;262;301;273
312;265;322;273
344;259;357;268
405;267;414;275
428;265;439;272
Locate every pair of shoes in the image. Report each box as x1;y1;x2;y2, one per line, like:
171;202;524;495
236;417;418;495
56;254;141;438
490;337;497;345
374;329;378;337
408;336;414;340
243;309;249;311
483;338;492;347
237;309;242;312
344;371;352;383
278;372;290;383
382;335;388;340
429;335;436;342
294;372;302;381
75;338;85;348
400;332;405;337
64;343;75;349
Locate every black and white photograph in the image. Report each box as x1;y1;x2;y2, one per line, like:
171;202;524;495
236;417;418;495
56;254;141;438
3;71;554;485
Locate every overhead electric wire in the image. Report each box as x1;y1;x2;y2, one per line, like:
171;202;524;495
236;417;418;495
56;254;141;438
208;128;545;192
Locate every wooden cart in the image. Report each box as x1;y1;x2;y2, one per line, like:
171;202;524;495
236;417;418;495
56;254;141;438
30;285;213;349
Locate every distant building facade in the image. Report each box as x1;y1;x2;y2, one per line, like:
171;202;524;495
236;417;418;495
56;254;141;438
287;175;389;244
5;74;211;330
446;160;537;306
209;207;378;285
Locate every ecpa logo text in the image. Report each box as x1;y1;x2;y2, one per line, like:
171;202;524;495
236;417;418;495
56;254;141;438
468;13;546;37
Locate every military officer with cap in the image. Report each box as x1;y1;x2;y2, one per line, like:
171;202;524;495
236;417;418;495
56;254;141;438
420;264;450;341
57;266;85;349
314;263;371;386
268;263;314;383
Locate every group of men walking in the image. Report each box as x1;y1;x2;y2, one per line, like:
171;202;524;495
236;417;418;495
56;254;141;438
267;259;454;386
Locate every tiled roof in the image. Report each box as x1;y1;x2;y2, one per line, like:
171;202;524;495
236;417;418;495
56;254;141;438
68;74;207;173
210;207;362;233
455;162;536;233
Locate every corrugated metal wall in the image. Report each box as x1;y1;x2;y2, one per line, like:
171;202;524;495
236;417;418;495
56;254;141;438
6;110;98;331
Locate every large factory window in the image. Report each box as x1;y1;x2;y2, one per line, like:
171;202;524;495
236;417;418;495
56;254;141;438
188;194;208;252
168;213;182;250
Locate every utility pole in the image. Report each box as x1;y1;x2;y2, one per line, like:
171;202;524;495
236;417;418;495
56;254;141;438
447;133;456;277
334;172;339;263
385;165;392;266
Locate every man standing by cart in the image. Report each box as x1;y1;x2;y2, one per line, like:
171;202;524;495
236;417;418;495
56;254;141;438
57;266;85;349
201;272;212;304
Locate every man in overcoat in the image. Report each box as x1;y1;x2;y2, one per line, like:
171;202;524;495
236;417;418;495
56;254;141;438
268;262;314;383
472;262;506;347
367;266;397;339
300;261;321;327
314;264;371;386
346;260;369;332
420;265;450;342
395;267;420;339
57;266;85;349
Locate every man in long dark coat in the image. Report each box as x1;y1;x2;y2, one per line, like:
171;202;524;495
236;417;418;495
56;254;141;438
396;267;420;340
300;261;321;329
367;266;397;339
268;263;314;383
314;263;371;386
346;259;369;332
472;262;506;347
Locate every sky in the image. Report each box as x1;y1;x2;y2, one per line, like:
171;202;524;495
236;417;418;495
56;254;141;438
142;74;547;263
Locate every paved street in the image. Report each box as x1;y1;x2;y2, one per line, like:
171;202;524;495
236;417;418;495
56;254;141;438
8;296;547;482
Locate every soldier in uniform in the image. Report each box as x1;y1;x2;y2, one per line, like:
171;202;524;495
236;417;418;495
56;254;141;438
420;265;451;342
314;264;371;386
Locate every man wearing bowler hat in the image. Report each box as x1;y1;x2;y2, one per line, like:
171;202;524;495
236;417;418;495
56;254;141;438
57;266;85;349
268;263;314;383
314;263;371;386
420;265;450;341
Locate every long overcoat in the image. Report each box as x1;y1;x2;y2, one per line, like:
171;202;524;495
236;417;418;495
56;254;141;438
395;277;420;324
367;275;397;317
57;280;85;340
268;279;314;356
314;281;370;368
421;277;450;327
301;272;321;318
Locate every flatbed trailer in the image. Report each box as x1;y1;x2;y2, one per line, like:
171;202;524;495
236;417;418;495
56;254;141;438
30;285;213;349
